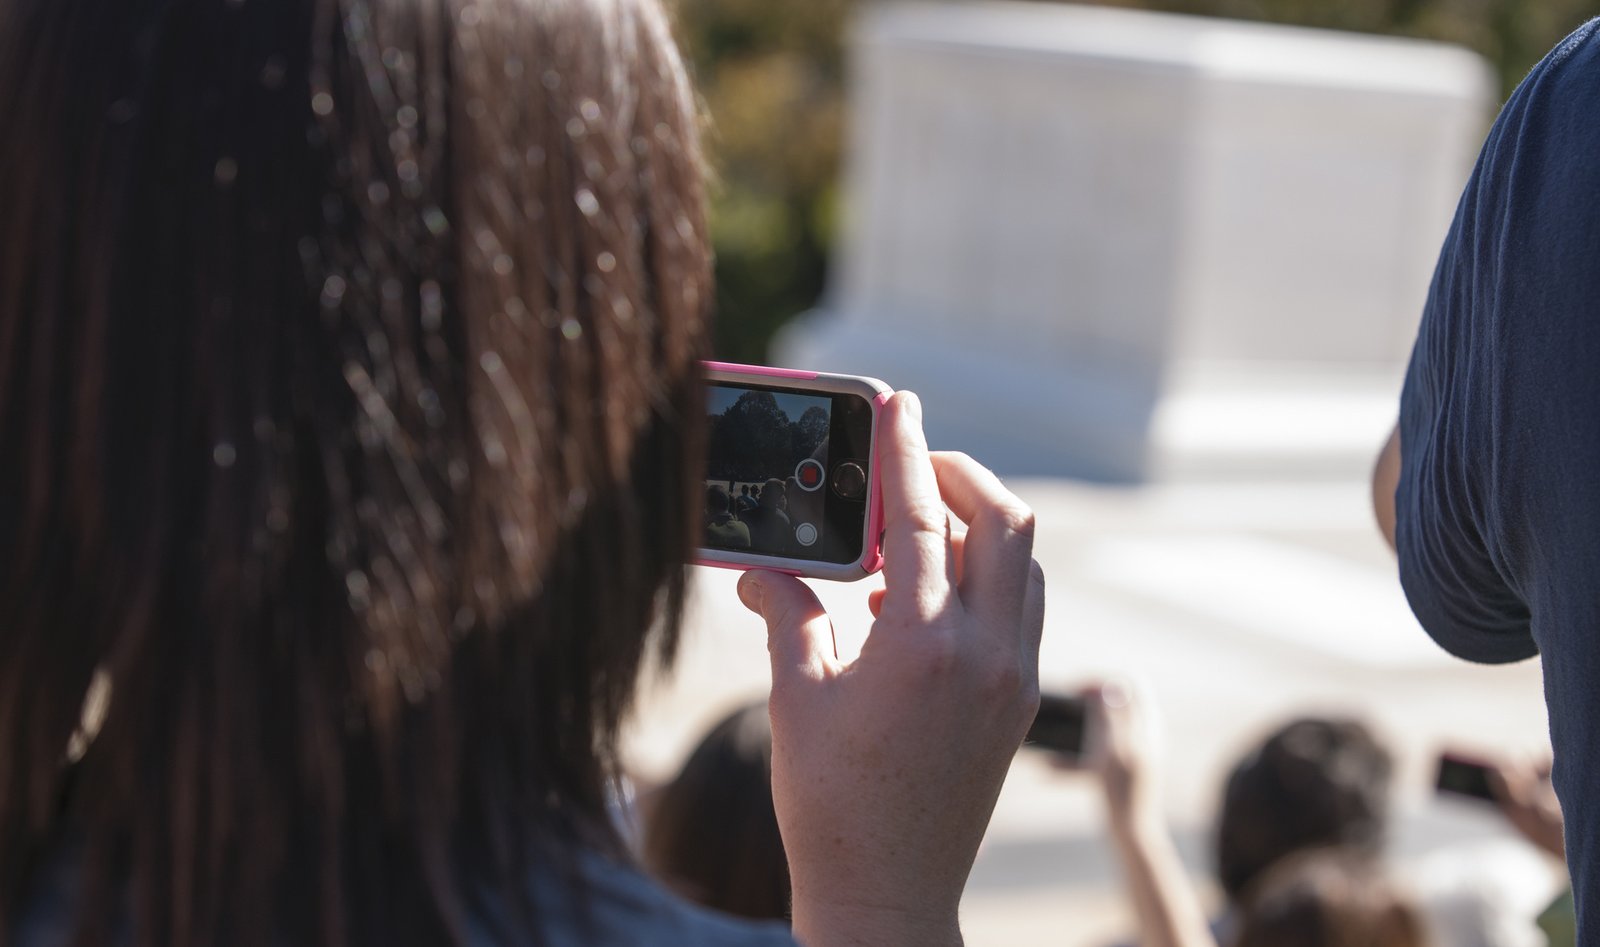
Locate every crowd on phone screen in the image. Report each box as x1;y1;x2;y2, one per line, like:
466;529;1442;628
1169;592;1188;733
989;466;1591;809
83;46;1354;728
705;479;816;555
637;697;1571;947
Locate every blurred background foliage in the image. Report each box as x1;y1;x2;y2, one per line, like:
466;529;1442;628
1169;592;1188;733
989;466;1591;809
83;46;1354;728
673;0;1600;363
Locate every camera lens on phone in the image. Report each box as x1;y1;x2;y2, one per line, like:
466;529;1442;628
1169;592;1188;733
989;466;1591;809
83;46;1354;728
830;461;866;501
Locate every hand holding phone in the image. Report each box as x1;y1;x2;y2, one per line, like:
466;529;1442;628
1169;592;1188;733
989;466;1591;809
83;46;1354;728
698;362;890;581
1436;751;1564;858
739;392;1045;947
1080;683;1159;831
1029;684;1159;830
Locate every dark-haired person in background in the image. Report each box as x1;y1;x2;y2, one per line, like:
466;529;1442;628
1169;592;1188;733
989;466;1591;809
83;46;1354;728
1071;688;1422;947
1079;688;1548;947
642;702;789;923
1371;17;1600;942
1232;849;1427;947
1215;718;1393;916
0;0;1045;944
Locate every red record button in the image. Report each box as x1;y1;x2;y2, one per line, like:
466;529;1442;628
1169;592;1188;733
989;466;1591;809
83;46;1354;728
795;458;825;492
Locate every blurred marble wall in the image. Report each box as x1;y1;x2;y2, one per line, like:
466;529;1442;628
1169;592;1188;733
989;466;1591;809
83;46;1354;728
775;1;1492;480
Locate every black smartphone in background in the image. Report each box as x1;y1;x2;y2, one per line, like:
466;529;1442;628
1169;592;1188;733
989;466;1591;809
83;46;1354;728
1025;693;1089;761
1436;753;1496;803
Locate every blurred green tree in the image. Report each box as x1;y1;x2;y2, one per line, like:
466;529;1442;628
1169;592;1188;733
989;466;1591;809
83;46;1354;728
674;0;850;363
672;0;1600;363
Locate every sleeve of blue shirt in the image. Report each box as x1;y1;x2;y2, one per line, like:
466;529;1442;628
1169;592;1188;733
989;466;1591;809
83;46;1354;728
1397;17;1600;940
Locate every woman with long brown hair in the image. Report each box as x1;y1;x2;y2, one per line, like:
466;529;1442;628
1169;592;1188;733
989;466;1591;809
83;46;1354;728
0;0;1045;944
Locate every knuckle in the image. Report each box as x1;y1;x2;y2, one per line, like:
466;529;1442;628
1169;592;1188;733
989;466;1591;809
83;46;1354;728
905;504;950;538
982;501;1036;543
1001;503;1037;540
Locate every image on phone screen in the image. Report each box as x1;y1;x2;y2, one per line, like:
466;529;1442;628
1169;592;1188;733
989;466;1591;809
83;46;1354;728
702;379;876;565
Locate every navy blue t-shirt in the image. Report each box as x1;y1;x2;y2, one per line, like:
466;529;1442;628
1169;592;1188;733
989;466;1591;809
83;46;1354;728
1397;17;1600;937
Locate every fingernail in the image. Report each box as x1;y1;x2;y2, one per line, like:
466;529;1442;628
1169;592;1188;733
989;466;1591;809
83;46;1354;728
737;571;765;612
1101;681;1129;708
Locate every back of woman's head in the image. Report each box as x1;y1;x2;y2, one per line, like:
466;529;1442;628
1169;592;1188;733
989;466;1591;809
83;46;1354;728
1232;849;1427;947
0;0;708;944
1216;716;1394;900
642;702;788;922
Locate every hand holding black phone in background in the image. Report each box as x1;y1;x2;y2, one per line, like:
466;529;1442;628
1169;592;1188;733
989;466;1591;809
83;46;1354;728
1022;683;1156;828
1047;682;1217;947
1437;750;1564;859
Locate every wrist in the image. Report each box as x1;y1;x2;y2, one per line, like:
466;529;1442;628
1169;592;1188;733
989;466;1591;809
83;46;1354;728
1105;791;1162;838
1107;801;1168;849
791;890;962;947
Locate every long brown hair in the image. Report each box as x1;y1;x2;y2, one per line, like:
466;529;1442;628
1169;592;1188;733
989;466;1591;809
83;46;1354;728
0;0;710;943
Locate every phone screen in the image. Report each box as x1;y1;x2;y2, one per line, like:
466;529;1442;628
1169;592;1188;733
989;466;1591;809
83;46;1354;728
1436;755;1496;803
703;381;871;564
1025;694;1088;759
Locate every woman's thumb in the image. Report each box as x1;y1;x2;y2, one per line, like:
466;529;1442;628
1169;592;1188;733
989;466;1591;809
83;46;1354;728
738;570;836;683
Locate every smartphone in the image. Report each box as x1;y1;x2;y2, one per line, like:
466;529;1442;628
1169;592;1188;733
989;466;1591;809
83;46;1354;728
698;361;891;582
1024;693;1089;761
1435;753;1496;803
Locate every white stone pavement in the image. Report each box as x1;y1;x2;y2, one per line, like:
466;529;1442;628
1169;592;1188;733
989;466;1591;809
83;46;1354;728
621;476;1560;945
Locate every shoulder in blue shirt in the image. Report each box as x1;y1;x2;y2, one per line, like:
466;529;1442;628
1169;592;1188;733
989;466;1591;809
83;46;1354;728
1398;15;1600;943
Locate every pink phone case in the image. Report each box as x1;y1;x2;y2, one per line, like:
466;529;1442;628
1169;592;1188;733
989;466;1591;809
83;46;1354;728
698;361;891;582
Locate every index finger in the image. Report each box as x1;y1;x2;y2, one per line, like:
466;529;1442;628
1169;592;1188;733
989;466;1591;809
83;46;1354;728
929;452;1035;628
875;391;956;621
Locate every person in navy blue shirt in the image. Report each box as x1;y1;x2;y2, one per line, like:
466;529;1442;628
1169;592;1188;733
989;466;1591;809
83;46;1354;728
1374;17;1600;940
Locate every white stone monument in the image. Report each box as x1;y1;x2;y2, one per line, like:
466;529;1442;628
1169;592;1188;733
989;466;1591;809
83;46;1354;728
774;1;1493;480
